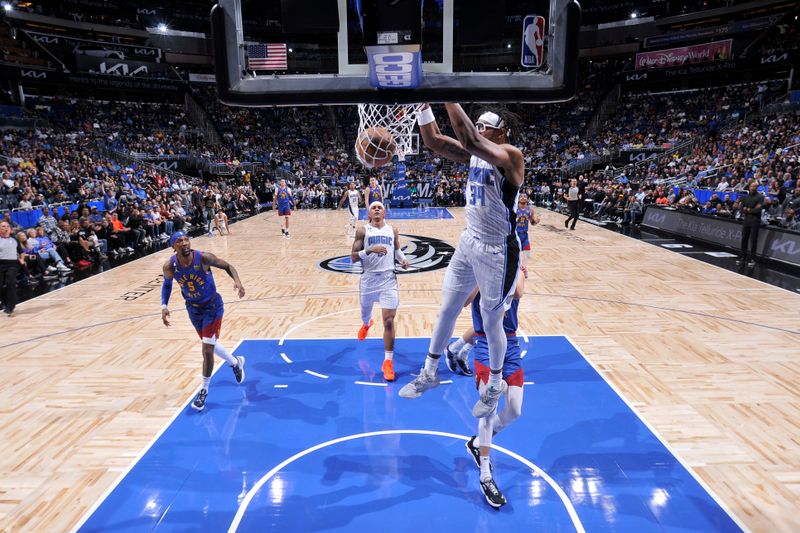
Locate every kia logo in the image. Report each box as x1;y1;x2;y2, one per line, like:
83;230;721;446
760;53;788;64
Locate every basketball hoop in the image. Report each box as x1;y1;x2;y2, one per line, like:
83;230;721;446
356;103;423;167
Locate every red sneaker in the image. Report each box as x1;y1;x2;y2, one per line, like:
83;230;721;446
357;319;373;341
382;359;395;381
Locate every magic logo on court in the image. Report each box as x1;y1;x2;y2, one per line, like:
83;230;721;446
319;234;454;274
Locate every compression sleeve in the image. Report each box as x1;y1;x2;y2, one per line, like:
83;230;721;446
161;277;173;307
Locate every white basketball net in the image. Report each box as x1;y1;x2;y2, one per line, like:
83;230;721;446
356;103;423;166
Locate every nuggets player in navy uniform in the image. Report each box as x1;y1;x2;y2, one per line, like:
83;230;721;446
273;178;295;238
465;265;526;508
365;177;384;206
161;232;246;411
515;193;539;271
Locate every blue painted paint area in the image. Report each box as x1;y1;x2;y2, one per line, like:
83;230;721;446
77;336;742;533
358;207;454;220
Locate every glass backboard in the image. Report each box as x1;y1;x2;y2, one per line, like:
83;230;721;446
212;0;580;106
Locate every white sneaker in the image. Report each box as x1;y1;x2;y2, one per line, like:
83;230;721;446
399;368;440;399
46;265;57;273
56;263;72;272
472;379;507;418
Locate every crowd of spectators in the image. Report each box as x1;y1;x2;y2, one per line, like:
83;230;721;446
0;124;260;294
528;109;800;232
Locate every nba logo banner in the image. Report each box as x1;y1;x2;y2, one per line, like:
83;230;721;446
521;15;545;68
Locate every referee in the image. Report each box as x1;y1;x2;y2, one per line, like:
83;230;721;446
564;178;580;230
0;220;25;316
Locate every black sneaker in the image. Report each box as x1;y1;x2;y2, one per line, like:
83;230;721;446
480;477;507;509
192;388;208;411
232;356;245;384
456;356;473;377
465;436;482;469
444;346;459;373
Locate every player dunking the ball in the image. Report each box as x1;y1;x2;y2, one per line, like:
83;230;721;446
351;201;409;381
400;103;524;421
161;232;246;411
339;181;363;237
273;179;294;238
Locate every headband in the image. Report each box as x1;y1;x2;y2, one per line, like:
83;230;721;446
169;231;187;247
369;201;385;210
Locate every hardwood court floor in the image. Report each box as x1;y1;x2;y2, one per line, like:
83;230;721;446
1;207;798;532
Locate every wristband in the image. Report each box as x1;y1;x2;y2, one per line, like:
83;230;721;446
417;107;435;126
395;249;406;262
358;249;368;260
161;304;168;310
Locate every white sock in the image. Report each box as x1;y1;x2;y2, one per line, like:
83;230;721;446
480;455;492;482
424;355;439;375
201;376;210;391
449;337;466;353
214;343;238;366
488;371;502;388
385;351;393;361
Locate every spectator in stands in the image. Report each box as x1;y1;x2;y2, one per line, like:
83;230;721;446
38;207;59;236
26;228;71;274
781;208;799;231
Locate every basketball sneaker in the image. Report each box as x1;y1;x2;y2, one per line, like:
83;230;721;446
444;345;459;373
357;319;373;341
465;436;483;469
192;388;208;411
382;359;395;381
398;367;440;399
456;344;474;376
480;477;507;509
231;356;245;384
472;379;507;418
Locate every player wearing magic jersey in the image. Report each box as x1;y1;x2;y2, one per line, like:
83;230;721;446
351;201;409;381
400;104;525;420
339;182;362;236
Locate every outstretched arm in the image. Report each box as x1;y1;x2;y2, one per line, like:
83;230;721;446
444;103;524;186
203;252;245;298
161;260;175;326
418;104;471;164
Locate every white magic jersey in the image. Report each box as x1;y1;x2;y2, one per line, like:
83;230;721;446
347;189;360;215
362;223;396;273
465;155;519;240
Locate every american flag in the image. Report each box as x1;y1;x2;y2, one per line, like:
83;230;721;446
246;43;288;70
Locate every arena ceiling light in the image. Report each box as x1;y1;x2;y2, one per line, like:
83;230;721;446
2;2;12;12
157;23;168;33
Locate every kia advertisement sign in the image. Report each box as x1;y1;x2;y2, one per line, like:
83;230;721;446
635;40;732;70
642;207;800;267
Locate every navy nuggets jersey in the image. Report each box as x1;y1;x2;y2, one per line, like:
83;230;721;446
367;185;382;204
471;291;519;335
172;251;217;305
276;186;292;208
516;207;531;234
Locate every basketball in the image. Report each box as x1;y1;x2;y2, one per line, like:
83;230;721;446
355;127;396;168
